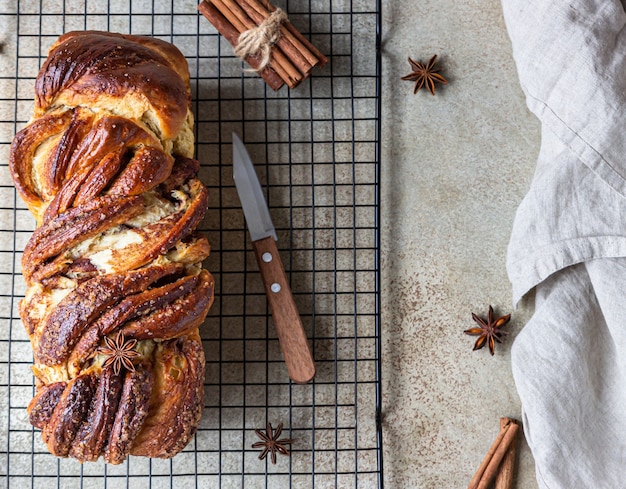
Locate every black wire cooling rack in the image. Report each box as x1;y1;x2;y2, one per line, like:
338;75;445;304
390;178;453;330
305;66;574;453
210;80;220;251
0;0;382;487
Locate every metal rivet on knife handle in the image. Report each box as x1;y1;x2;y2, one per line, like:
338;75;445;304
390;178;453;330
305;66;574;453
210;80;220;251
253;236;316;384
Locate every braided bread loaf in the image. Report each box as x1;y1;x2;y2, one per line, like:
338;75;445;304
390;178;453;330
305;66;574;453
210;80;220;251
9;31;214;463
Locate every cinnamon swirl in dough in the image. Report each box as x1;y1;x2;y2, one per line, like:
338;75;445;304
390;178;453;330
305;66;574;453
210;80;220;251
9;31;214;463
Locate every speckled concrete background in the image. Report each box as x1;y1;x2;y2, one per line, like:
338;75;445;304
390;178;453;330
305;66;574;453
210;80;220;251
0;0;545;486
380;1;541;487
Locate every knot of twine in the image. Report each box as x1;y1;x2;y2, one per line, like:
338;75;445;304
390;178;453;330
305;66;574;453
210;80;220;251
234;8;288;72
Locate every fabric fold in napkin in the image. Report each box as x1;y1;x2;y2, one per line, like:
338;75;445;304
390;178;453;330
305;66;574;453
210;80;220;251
503;0;626;487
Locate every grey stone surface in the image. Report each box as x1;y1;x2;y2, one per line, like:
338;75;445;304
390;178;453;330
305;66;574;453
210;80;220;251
380;0;540;487
0;0;546;487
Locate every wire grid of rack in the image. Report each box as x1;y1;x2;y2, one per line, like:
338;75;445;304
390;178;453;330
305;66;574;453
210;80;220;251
0;0;382;487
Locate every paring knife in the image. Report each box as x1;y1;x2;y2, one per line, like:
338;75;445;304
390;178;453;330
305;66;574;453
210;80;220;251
232;133;316;384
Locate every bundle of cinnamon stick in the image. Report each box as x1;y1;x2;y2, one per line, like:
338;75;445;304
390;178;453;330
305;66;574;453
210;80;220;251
198;0;327;90
468;417;520;489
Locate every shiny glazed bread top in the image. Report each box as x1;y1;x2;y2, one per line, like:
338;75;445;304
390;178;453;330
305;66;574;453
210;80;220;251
9;31;214;464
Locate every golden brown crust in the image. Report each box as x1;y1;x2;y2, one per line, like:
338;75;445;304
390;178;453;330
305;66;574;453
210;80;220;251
9;109;74;214
42;373;98;457
121;270;215;340
23;195;146;284
69;366;125;462
129;334;205;458
27;381;66;428
34;264;184;366
105;365;154;464
11;31;212;464
35;31;190;140
42;114;167;221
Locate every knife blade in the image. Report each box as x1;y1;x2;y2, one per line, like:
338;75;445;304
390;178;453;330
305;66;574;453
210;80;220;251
232;133;316;384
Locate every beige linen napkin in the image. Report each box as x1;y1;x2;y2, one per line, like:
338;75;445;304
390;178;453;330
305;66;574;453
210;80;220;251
504;0;626;486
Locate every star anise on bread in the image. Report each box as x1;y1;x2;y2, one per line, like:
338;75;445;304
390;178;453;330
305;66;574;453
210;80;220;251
252;422;294;464
98;331;140;374
401;54;448;95
464;305;510;355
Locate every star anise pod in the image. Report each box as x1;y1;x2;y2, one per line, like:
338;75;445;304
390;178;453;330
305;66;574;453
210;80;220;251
252;422;294;464
98;331;140;375
401;54;448;95
464;305;510;355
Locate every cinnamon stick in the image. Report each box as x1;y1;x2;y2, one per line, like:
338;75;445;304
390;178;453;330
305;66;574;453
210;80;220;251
209;0;246;32
197;0;327;90
495;417;519;489
239;0;318;69
216;0;302;85
197;0;284;90
208;0;291;85
467;418;520;489
257;0;327;65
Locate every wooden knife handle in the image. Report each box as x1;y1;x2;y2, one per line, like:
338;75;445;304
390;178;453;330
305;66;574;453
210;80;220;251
253;236;316;384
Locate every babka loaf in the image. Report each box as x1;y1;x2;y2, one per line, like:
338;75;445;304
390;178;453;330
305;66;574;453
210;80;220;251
9;31;214;463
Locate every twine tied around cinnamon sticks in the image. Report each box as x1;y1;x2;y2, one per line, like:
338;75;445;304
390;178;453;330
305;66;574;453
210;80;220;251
198;0;327;90
234;8;287;72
